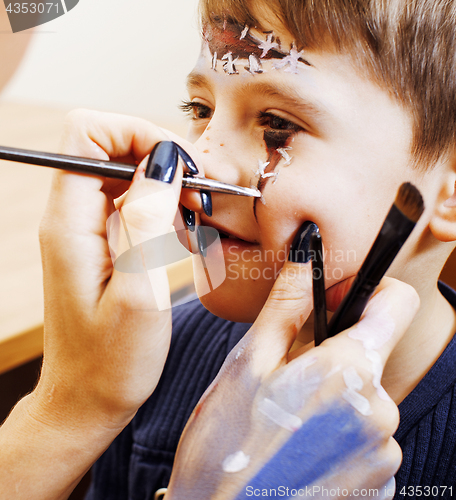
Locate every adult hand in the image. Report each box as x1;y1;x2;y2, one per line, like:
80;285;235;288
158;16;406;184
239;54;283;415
166;260;419;499
0;109;198;500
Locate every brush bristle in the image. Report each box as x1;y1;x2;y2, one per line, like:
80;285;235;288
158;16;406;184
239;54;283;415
395;182;425;223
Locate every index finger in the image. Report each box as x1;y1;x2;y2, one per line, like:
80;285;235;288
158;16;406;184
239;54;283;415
339;277;420;366
60;109;167;162
316;277;420;406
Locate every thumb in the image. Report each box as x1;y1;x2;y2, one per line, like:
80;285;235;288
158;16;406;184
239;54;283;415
249;222;317;369
105;141;184;312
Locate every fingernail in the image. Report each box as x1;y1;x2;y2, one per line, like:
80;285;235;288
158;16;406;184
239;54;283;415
197;226;208;257
174;143;199;176
201;190;213;217
183;206;196;232
288;221;319;263
145;141;178;183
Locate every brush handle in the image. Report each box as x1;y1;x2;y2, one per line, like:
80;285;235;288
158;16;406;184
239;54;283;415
0;145;137;179
0;145;262;197
327;204;416;337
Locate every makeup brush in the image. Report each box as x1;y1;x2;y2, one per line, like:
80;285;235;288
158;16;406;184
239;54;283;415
327;182;425;338
0;145;261;198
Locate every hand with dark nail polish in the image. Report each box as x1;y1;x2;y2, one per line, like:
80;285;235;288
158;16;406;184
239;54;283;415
146;141;179;183
288;221;319;263
183;207;196;232
175;143;199;176
201;191;213;217
197;226;208;257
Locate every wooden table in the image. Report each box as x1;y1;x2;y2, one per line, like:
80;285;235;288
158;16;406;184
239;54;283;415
0;102;193;374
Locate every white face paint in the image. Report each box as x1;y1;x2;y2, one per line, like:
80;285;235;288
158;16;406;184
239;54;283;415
348;293;395;401
365;350;391;401
257;397;303;432
348;294;395;350
235;346;245;360
342;367;373;416
267;357;321;413
222;451;250;473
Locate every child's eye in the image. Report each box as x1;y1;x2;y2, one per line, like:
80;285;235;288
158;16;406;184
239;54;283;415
257;111;303;133
180;100;213;120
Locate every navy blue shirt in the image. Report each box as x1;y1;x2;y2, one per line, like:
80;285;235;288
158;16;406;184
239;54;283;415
85;283;456;499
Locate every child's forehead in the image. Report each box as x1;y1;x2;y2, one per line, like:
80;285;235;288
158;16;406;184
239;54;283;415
203;21;288;60
202;20;314;76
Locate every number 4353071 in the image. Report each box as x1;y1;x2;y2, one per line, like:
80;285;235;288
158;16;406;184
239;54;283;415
6;3;59;14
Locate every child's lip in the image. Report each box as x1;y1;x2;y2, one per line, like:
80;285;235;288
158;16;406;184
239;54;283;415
200;218;258;245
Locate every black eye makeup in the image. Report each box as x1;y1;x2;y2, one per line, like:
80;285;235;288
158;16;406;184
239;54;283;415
256;111;303;134
180;100;213;120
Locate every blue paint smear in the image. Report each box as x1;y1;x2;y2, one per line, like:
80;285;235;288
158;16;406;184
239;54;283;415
235;403;369;499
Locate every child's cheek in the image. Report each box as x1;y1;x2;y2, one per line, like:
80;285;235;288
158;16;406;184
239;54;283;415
255;165;366;290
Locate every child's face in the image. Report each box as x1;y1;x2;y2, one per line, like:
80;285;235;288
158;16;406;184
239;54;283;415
185;21;424;323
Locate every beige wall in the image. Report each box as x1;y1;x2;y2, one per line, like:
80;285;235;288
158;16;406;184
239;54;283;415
2;0;201;129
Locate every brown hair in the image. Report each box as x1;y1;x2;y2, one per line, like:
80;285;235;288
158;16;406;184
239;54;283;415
200;0;456;167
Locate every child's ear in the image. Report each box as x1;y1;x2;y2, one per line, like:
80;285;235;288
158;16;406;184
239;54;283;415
429;174;456;242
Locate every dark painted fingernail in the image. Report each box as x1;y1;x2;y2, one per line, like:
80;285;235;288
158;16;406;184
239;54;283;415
145;141;178;183
201;190;213;217
183;206;196;232
197;226;208;257
288;221;319;263
174;143;199;176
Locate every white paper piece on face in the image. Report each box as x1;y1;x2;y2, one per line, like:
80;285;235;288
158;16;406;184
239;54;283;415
258;34;279;58
222;52;239;74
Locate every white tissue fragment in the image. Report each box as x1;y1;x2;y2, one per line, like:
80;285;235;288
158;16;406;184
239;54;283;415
212;52;218;71
277;147;293;166
274;44;306;74
259;34;279;58
246;54;263;74
240;25;249;39
222;52;239;74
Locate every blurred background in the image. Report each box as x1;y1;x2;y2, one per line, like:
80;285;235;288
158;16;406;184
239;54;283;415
3;0;201;129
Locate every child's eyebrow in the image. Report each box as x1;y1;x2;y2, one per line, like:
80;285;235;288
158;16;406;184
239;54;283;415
239;81;328;121
186;72;212;92
186;71;329;122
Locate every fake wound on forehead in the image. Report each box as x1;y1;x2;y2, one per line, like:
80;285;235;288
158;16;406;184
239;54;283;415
203;22;311;74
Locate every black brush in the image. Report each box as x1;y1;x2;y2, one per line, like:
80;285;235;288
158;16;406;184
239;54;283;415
327;182;425;338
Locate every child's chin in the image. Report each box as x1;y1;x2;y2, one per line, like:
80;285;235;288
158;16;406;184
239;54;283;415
197;280;270;324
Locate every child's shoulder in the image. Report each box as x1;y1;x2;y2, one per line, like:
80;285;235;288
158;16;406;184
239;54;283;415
438;281;456;310
396;282;456;490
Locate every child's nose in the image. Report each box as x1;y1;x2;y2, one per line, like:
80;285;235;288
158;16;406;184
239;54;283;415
192;127;254;188
178;126;256;216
